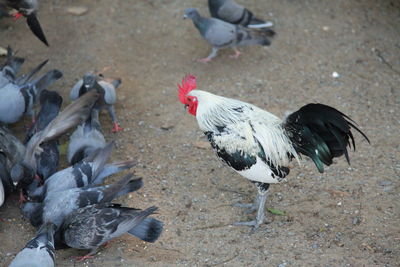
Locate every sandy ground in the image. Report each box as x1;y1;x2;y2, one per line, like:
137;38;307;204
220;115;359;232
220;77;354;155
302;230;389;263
0;0;399;266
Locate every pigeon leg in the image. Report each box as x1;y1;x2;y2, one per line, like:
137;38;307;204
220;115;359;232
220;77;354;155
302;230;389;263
107;105;123;133
229;48;241;59
19;190;27;206
234;183;269;231
74;248;98;262
197;47;219;63
74;254;95;262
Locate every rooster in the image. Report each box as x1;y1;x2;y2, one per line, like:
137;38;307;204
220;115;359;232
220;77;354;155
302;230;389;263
178;75;369;230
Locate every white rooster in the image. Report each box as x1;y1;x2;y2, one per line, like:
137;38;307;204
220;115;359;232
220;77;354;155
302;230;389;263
178;75;369;230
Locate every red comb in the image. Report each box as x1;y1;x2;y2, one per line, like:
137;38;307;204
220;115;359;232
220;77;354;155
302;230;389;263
178;74;196;104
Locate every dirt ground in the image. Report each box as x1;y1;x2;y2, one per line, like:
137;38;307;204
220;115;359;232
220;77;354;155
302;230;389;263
0;0;399;266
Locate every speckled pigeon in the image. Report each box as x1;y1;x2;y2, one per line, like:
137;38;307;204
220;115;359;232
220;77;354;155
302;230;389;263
61;204;162;261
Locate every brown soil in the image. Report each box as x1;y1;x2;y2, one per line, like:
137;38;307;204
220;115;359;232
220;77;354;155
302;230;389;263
0;0;399;266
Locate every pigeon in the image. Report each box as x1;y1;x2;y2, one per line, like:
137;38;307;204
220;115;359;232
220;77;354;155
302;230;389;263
10;90;100;197
183;8;275;62
0;125;26;201
0;46;24;88
9;222;56;267
208;0;274;29
70;72;123;133
23;90;63;181
28;141;136;201
0;177;4;207
0;0;49;46
23;174;143;228
61;204;162;261
0;152;13;206
0;68;62;124
67;114;106;165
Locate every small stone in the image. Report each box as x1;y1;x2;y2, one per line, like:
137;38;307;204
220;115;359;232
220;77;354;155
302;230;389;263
332;72;340;78
66;6;89;16
0;47;7;56
379;180;392;186
322;26;330;31
352;216;361;225
193;141;210;149
161;124;174;131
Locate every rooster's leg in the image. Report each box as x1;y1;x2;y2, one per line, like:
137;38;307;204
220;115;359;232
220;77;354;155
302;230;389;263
232;195;260;214
234;183;269;230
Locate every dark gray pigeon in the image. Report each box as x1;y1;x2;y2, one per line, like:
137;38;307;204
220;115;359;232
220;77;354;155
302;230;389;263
9;222;56;267
208;0;274;29
0;46;24;88
0;152;13;206
10;90;100;197
23;174;143;228
0;0;49;46
24;90;63;181
28;141;136;201
0;177;4;207
0;68;62;124
61;204;162;261
67;114;106;165
70;72;123;133
184;8;274;62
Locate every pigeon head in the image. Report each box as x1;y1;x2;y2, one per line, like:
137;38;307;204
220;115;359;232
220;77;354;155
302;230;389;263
183;8;200;20
82;73;98;90
178;74;198;116
17;0;38;16
10;163;35;187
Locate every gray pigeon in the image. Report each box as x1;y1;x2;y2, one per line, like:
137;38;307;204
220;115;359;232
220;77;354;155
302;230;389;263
208;0;274;29
67;114;106;165
10;90;100;197
28;142;136;201
9;222;56;267
183;8;274;62
0;68;62;124
70;72;123;133
0;46;24;88
23;174;143;228
0;0;49;46
0;152;13;206
61;204;162;261
0;177;4;207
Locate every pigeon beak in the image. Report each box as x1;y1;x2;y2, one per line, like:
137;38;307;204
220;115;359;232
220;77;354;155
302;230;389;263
13;181;18;187
26;13;49;46
84;84;90;89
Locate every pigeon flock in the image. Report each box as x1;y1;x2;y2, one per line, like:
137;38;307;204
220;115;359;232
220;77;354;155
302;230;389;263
0;0;371;266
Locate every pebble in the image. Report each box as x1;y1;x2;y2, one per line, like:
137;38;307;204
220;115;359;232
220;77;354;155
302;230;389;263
66;6;89;16
352;216;362;225
379;180;392;186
